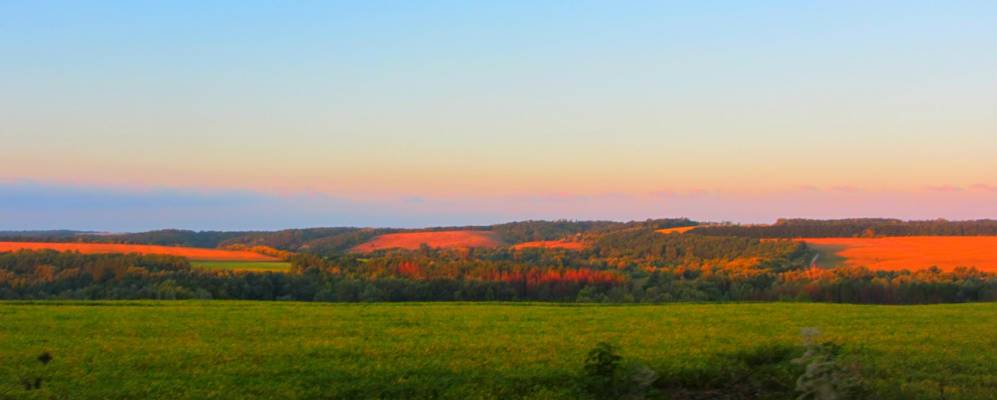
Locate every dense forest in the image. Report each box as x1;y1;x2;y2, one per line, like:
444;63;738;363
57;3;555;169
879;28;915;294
690;218;997;238
3;219;996;304
2;236;993;304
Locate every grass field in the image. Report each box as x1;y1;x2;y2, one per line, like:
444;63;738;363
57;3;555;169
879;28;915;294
801;236;997;272
511;240;586;250
0;302;994;399
352;230;502;253
0;242;279;262
190;261;292;272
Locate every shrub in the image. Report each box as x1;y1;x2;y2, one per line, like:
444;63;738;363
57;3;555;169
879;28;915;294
583;342;622;397
582;342;659;399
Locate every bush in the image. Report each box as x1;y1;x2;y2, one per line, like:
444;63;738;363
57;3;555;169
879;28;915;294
582;342;659;399
583;342;622;398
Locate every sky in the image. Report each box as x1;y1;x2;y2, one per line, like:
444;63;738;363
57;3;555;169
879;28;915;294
2;1;996;230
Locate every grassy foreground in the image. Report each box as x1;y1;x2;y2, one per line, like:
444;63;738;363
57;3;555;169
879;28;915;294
0;302;994;399
190;261;292;272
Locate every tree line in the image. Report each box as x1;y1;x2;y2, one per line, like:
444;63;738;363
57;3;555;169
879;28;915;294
0;219;701;256
691;218;997;238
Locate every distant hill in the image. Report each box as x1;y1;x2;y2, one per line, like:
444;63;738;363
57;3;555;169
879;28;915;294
690;219;997;238
0;219;699;256
351;230;502;253
30;218;997;255
0;230;93;239
0;241;279;262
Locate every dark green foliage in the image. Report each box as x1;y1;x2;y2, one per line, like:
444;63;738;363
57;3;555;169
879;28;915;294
579;341;829;400
67;229;248;247
217;227;395;255
291;229;389;255
14;351;53;393
652;344;803;399
583;342;623;397
591;227;807;264
1;248;995;303
492;220;623;243
581;342;661;400
491;219;697;244
0;230;90;241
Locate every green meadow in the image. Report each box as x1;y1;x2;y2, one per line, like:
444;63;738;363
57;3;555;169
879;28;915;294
190;261;292;272
0;302;994;399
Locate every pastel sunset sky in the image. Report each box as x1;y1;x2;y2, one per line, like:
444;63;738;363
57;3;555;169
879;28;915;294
2;1;995;230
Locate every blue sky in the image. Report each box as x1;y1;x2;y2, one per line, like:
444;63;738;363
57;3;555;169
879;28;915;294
2;1;995;230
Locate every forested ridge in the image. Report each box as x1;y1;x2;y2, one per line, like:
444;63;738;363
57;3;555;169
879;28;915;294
3;219;996;304
0;219;698;256
690;218;997;238
2;231;994;304
6;219;996;255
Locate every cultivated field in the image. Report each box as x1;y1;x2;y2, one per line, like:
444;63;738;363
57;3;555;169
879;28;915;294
0;302;994;399
511;240;586;250
0;242;279;262
190;261;292;272
352;230;501;252
655;226;699;234
802;236;997;272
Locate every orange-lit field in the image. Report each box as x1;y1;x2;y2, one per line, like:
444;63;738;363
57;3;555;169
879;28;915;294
801;236;997;272
352;230;502;253
656;226;698;234
511;240;587;250
0;242;280;262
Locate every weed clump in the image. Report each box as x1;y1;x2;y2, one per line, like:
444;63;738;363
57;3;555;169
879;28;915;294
793;328;863;400
14;351;53;392
582;342;658;399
